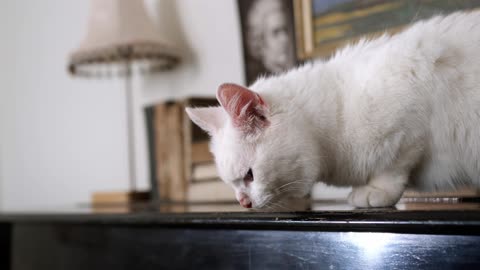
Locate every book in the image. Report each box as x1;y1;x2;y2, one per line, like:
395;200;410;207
403;187;479;199
187;181;236;202
91;191;150;213
191;163;218;182
145;101;187;201
154;102;171;200
145;106;159;201
165;102;186;201
92;191;150;204
145;97;220;202
191;141;213;163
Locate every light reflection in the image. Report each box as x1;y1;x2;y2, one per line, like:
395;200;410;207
345;232;395;260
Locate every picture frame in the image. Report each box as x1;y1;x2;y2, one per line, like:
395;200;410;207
294;0;480;60
237;0;299;85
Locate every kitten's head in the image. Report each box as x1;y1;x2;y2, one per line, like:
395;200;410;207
186;83;320;211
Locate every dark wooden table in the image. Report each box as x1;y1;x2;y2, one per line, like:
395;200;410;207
1;199;480;270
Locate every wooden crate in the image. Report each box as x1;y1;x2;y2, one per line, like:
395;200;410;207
146;98;236;203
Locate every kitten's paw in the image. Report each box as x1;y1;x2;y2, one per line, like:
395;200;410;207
347;186;398;208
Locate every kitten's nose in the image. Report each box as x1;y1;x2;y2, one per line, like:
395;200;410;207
239;195;252;209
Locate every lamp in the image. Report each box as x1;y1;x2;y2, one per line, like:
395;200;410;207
68;0;180;197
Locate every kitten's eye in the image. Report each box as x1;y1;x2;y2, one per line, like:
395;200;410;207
243;168;254;186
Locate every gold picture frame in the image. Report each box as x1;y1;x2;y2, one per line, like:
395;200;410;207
294;0;480;60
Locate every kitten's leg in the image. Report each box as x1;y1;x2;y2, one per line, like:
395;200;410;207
347;172;407;208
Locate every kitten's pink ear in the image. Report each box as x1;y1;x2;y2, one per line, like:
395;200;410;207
216;83;269;134
185;107;226;135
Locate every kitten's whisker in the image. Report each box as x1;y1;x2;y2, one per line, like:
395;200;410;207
266;204;276;211
263;204;274;211
269;201;294;212
277;186;308;194
276;179;309;190
262;201;278;212
277;187;306;194
276;182;310;193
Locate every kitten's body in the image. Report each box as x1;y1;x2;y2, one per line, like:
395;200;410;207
188;12;480;209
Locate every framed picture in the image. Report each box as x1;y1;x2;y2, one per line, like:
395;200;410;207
294;0;480;60
237;0;299;85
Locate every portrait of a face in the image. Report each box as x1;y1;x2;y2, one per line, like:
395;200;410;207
238;0;298;85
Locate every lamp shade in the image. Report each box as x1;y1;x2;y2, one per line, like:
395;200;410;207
68;0;180;76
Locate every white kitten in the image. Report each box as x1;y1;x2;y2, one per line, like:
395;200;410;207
186;11;480;210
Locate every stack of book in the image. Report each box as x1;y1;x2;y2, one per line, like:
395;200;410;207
187;140;235;202
145;97;236;204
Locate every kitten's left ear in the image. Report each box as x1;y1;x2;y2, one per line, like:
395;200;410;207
185;106;226;135
217;83;269;134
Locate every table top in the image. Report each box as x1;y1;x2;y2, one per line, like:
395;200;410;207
1;198;479;234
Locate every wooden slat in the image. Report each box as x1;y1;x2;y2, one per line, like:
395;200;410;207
182;100;193;193
154;103;170;199
149;97;218;203
166;103;186;201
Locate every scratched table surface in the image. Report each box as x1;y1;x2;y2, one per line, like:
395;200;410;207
1;197;479;233
2;198;480;270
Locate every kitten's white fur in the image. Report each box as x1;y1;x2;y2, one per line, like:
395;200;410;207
187;12;480;210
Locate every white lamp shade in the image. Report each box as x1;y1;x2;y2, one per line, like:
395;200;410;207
69;0;180;76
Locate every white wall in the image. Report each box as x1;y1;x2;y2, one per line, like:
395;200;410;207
0;2;5;210
0;0;244;210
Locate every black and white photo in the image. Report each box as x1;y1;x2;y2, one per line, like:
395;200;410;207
237;0;298;85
